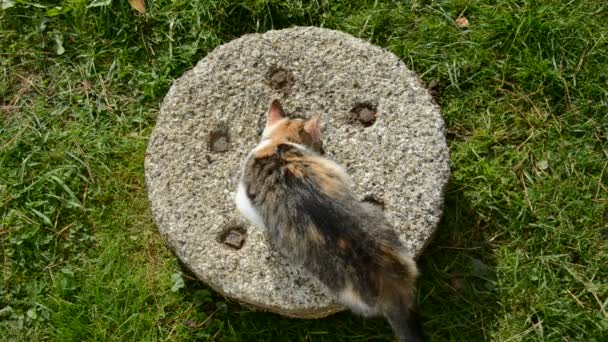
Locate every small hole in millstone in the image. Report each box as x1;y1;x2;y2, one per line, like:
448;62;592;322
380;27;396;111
363;195;385;210
208;127;230;153
218;226;247;250
350;102;377;127
268;67;295;93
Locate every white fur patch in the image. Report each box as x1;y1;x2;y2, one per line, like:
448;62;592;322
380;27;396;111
281;141;307;152
261;118;288;140
398;249;419;278
339;285;374;316
253;138;274;152
235;182;264;227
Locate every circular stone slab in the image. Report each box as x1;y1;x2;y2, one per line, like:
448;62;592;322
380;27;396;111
145;27;450;318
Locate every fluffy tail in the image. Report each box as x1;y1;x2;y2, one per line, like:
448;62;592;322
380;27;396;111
384;302;426;342
372;237;425;341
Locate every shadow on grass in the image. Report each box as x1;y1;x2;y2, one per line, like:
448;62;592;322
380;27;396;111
174;179;499;341
178;270;392;341
415;178;500;341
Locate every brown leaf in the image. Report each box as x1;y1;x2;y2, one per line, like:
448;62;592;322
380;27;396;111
455;16;469;27
128;0;145;14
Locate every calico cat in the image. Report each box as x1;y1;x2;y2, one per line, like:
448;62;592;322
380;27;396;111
235;99;425;342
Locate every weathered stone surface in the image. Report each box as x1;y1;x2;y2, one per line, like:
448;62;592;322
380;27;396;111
145;27;450;318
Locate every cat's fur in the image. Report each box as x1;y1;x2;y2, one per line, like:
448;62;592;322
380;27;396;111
236;99;425;342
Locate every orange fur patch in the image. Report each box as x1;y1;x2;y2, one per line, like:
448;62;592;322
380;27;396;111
309;162;343;197
338;238;350;251
286;163;304;177
281;155;346;197
268;120;306;144
255;120;306;158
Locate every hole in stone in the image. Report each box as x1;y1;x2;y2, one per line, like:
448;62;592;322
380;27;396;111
350;102;377;127
208;127;230;153
268;67;295;93
218;225;247;250
363;195;385;210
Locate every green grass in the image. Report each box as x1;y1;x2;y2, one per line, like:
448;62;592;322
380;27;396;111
1;0;607;340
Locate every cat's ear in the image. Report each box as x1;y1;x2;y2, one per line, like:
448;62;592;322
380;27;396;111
304;116;321;142
266;99;286;127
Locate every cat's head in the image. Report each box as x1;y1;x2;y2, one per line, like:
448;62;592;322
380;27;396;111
261;99;323;153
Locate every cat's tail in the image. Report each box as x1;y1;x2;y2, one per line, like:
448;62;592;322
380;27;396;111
383;300;426;342
372;238;425;341
377;252;426;342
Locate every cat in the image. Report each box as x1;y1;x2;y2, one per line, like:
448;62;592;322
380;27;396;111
235;99;426;342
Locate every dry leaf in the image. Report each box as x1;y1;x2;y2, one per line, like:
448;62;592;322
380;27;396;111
128;0;145;14
455;16;469;27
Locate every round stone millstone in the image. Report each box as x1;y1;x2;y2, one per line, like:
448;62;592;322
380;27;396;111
145;27;450;318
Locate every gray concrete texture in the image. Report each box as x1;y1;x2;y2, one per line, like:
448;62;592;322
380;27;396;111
145;27;450;318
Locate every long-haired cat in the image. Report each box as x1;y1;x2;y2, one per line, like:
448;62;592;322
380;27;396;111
235;99;425;342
